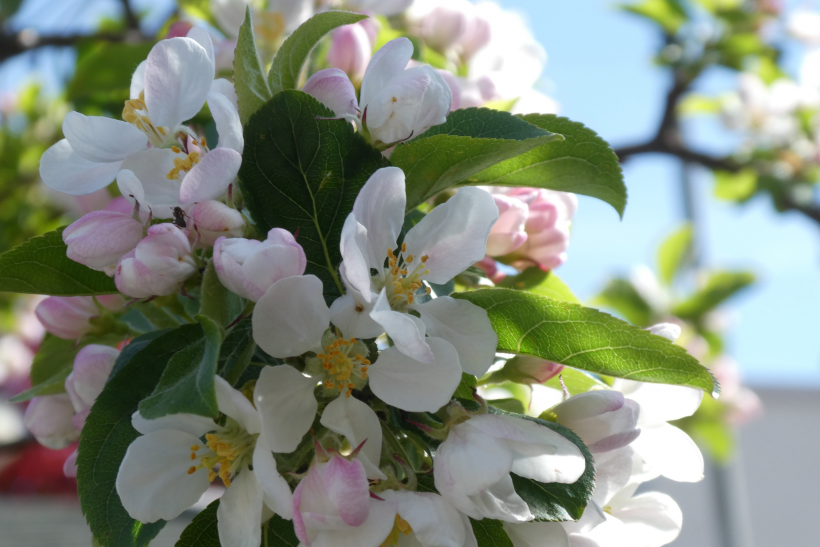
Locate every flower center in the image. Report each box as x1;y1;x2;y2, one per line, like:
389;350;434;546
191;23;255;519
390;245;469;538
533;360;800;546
379;515;413;547
123;91;171;148
187;418;257;487
317;337;370;397
166;149;201;180
385;243;431;310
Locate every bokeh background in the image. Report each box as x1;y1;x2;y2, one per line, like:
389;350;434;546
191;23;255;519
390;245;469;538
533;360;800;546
0;0;818;545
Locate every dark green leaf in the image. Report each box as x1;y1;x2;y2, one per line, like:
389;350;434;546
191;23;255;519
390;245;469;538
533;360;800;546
199;260;245;330
672;271;755;320
454;289;718;395
218;317;256;386
657;224;693;286
390;108;562;210
490;407;595;521
595;278;654;327
266;514;300;547
110;330;171;379
77;325;205;546
238;90;389;296
471;518;514;547
234;7;272;126
461;115;627;218
267;11;368;94
453;372;477;399
138;316;222;419
175;501;221;547
498;268;580;304
0;227;118;296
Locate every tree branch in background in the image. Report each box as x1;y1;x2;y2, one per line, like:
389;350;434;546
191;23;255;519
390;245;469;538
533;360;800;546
119;0;141;32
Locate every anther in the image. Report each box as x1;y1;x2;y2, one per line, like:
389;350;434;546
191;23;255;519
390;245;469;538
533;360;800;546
187;466;197;475
401;242;407;253
421;255;429;262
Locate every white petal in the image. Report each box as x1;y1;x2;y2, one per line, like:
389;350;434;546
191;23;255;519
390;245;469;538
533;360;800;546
618;380;704;424
144;37;214;128
215;375;260;434
40;139;121;195
312;498;397;547
360;38;414;111
252;442;293;519
178;147;242;204
382;491;467;547
116;169;146;208
255;365;318;453
614;492;682;547
217;469;264;547
130;410;215;437
253;275;330;358
646;323;681;342
370;338;461;412
339;215;374;302
209;89;243;154
329;293;384;339
116;429;210;523
211;78;238;110
130;61;146;99
302;68;359;118
631;423;704;483
370;289;433;363
590;447;634;508
187;27;216;70
352;166;406;269
503;522;569;547
403;187;499;284
414;297;497;377
119;148;185;216
469;475;532;523
63;112;147;163
321;396;386;480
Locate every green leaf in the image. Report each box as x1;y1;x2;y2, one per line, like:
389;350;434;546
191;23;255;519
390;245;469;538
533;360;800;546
266;514;300;547
0;227;118;295
657;223;693;285
497;268;580;304
453;372;478;399
390;108;562;210
267;10;368;94
489;408;595;521
199;259;245;330
672;271;755;320
219;317;256;386
460;115;627;218
110;329;171;378
595;278;654;327
238;90;390;296
234;7;272;126
622;0;688;34
175;501;221;547
138;316;222;419
454;288;718;395
543;367;610;396
77;325;206;546
713;169;757;202
471;518;514;547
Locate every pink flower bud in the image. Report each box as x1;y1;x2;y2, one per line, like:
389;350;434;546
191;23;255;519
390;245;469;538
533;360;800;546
63;448;79;478
486;194;528;257
458;12;491;61
115;224;196;298
551;390;640;454
35;296;98;340
302;68;359;119
23;395;80;450
188;200;245;247
417;4;470;51
327;24;372;82
65;345;119;428
213;228;306;302
63;211;144;275
166;21;194;39
507;355;563;385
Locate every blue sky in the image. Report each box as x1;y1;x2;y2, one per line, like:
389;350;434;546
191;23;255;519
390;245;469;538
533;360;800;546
3;0;819;386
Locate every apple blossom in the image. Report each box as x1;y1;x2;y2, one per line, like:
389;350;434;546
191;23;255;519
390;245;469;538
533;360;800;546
65;344;120;430
213;228;306;302
187;200;245;247
378;490;479;547
549;390;640;454
117;376;292;546
62;210;145;275
327;23;372;82
115;224;197;298
408;0;472;52
23;394;80;450
329;167;499;376
434;413;586;522
486;194;528;257
34;296;99;340
302;68;361;120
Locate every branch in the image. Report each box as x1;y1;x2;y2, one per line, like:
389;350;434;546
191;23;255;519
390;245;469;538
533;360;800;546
0;29;145;63
119;0;141;32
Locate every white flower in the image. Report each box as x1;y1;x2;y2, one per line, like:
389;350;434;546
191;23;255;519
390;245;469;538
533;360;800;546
330;167;499;377
40;30;215;200
433;414;586;523
550;390;640;454
116;376;292;547
378;490;478;547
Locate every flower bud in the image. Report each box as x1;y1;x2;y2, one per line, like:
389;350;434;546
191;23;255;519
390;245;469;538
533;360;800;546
213;228;306;302
327;24;372;82
65;344;119;429
188;200;245;247
115;224;196;298
62;211;144;275
458;12;491;61
35;296;98;340
415;2;470;51
486;194;528;257
551;391;640;454
166;20;194;39
508;356;564;385
23;395;80;450
302;68;359;119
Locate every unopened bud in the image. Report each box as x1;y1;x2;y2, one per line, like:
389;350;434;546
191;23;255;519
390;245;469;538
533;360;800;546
63;211;144;276
115;224;196;298
35;296;98;340
23;395;80;450
327;24;372;82
188;200;245;247
551;390;640;453
65;345;120;428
